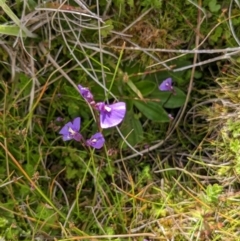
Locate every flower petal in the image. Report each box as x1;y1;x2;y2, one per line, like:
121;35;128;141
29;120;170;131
159;78;173;91
72;132;82;142
56;117;64;122
87;132;105;149
100;102;126;129
59;121;73;135
72;117;81;131
78;85;94;103
62;134;72;141
59;117;81;141
95;102;105;112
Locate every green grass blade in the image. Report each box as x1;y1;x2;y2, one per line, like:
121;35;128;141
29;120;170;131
0;24;27;36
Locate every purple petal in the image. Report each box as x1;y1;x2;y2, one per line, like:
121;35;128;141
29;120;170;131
62;134;72;141
56;117;64;122
86;132;105;149
72;117;81;131
78;85;94;103
99;102;126;129
72;132;82;142
168;114;174;120
59;117;81;141
159;78;173;91
95;102;105;112
59;121;74;136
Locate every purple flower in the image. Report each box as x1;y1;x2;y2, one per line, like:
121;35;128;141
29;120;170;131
95;102;126;129
86;132;105;149
159;78;173;91
56;117;64;122
168;114;174;120
59;117;82;141
78;85;94;103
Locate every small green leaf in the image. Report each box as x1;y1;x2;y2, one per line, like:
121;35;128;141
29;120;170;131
209;26;222;43
127;0;134;7
208;0;221;13
205;184;223;203
0;24;27;36
230;139;240;153
25;163;35;176
68;102;80;117
63;85;80;99
140;0;162;9
120;111;143;147
66;168;79;179
135;81;156;96
35;203;57;225
133;100;169;122
194;71;203;79
101;19;113;37
15;73;32;96
0;217;8;228
126;79;143;100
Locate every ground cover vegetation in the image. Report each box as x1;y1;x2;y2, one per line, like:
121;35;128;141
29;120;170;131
0;0;240;240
